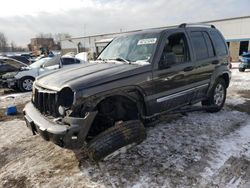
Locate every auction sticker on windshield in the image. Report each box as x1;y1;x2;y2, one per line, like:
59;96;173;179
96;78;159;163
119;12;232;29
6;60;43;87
137;38;157;45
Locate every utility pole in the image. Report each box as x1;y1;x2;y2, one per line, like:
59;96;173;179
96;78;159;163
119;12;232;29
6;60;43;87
83;24;86;51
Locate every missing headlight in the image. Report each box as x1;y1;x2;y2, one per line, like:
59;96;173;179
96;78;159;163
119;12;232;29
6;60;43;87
58;87;74;108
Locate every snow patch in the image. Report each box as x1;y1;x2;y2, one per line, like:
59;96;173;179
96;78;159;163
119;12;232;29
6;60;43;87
226;97;247;106
0;92;31;108
201;119;250;180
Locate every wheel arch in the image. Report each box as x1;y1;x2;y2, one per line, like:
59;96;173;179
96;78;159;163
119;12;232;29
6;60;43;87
220;73;230;88
81;86;147;139
93;88;147;117
17;76;35;91
207;68;231;96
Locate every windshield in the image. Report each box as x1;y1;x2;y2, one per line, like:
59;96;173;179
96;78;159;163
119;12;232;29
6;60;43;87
98;32;160;64
29;57;56;68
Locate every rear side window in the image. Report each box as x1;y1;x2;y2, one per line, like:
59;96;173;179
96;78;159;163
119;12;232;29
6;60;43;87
203;32;215;58
209;31;227;56
190;32;209;60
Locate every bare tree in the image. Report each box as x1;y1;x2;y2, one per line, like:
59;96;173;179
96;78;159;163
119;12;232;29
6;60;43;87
36;33;53;39
0;32;8;52
54;33;71;44
10;41;16;52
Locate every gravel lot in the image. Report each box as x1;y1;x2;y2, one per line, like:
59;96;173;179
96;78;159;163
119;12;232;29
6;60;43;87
1;67;250;188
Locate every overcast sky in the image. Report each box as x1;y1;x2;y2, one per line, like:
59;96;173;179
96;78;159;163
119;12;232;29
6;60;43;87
0;0;249;47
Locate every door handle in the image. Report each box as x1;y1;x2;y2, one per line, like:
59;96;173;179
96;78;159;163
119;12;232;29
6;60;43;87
183;66;194;72
212;60;219;65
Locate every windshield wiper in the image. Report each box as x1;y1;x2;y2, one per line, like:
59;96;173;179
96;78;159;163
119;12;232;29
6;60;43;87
96;58;107;63
105;57;131;64
97;57;131;64
115;57;131;64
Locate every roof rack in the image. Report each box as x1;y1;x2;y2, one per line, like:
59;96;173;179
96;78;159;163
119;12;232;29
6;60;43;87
179;23;216;29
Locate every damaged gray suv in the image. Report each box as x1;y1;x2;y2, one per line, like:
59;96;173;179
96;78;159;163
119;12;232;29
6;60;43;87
24;23;231;161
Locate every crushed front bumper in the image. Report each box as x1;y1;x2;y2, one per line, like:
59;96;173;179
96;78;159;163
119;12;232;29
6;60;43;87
23;102;97;149
1;78;16;88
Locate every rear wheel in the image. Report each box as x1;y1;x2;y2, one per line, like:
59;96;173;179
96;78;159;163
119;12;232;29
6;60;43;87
239;68;245;72
87;120;146;162
202;78;227;113
19;77;34;92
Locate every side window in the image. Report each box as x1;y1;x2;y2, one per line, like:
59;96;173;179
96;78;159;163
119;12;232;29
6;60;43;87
44;58;59;67
160;33;190;68
62;58;79;65
190;31;209;60
203;32;215;58
209;31;227;56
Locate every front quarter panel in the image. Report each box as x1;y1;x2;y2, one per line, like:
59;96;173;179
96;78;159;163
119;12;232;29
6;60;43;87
15;68;38;79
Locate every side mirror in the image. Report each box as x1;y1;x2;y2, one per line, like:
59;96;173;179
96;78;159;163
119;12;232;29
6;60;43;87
40;64;44;68
160;52;176;69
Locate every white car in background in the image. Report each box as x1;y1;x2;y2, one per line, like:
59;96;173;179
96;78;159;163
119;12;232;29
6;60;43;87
1;55;86;91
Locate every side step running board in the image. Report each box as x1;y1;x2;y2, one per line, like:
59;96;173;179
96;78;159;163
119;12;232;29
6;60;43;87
143;105;217;120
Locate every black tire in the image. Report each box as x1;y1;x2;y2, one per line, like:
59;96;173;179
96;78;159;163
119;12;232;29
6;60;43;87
202;78;227;113
239;68;245;72
87;120;146;162
18;77;34;92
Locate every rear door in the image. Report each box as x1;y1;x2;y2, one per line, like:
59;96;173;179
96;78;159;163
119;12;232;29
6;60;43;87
208;30;229;67
187;29;217;84
185;28;219;103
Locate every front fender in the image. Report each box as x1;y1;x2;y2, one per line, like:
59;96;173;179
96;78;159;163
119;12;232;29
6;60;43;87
14;69;38;79
72;85;147;113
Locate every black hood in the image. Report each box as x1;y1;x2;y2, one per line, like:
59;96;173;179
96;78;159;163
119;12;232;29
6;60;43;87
36;62;151;91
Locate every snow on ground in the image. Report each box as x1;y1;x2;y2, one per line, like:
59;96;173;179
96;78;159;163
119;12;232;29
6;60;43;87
200;119;250;187
1;68;250;187
0;91;31;108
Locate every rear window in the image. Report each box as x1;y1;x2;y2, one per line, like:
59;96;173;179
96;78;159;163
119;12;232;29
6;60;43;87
209;31;228;56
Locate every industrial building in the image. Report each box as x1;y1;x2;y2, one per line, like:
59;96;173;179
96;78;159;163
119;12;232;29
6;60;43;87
61;15;250;61
28;37;61;55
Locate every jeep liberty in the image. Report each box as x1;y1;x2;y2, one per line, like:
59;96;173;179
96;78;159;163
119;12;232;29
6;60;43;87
24;23;231;161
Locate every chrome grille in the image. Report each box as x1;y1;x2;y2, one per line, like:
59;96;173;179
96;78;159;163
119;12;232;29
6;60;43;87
33;86;59;117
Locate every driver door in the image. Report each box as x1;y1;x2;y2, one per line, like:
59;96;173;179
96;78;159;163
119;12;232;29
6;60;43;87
149;30;197;114
38;58;60;75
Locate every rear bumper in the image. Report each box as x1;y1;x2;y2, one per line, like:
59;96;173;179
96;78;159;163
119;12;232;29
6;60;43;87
23;102;97;149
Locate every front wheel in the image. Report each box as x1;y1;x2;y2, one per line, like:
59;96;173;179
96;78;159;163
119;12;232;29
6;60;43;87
87;120;146;162
202;78;227;113
19;77;34;92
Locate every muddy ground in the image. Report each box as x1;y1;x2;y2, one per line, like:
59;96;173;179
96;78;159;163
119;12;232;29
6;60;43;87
1;68;250;188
